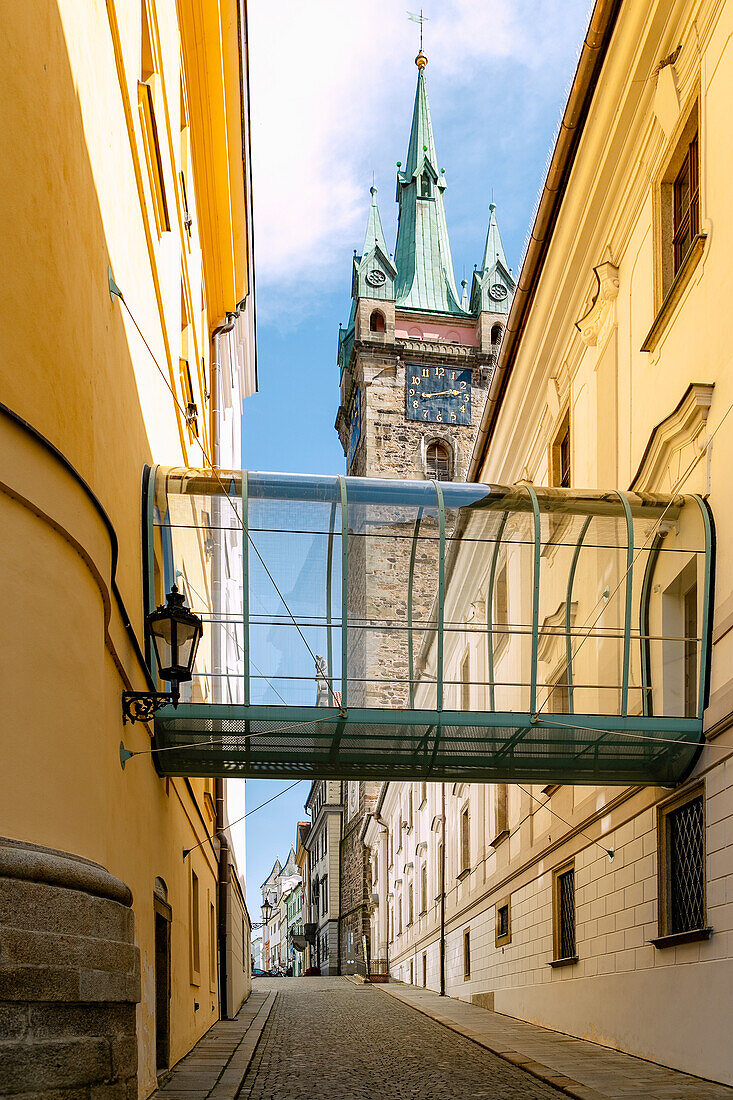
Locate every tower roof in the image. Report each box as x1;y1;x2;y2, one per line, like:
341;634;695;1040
363;185;389;257
470;202;515;315
480;203;508;273
393;58;466;316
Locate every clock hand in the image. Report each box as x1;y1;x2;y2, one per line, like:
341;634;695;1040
421;389;460;398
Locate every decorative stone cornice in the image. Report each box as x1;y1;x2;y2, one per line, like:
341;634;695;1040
396;337;476;359
630;383;714;494
575;261;619;347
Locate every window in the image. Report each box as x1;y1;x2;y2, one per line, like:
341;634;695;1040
436;840;443;899
369;310;385;333
397;893;402;935
410;958;414;984
552;862;576;964
673;134;699;275
420;781;427;807
209;902;217;990
461;650;471;711
656;787;708;945
490;322;503;345
388;830;393;868
190;870;200;981
421;174;431;198
422;952;427;987
420;863;428;914
179;358;198;440
321;875;328;915
493;784;508;844
463;928;471;980
460;805;470;875
426;441;450;480
495;897;511;947
684;584;698;718
548;665;569;714
551;411;571;488
408;883;413;925
407;788;413;829
138;79;170;235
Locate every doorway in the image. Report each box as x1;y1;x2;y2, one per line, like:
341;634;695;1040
154;882;172;1076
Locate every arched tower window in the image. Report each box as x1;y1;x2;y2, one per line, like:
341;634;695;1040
426;441;450;480
491;323;503;345
369;310;385;333
421;175;431;199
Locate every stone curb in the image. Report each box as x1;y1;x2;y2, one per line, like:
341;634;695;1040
373;983;606;1100
209;991;276;1099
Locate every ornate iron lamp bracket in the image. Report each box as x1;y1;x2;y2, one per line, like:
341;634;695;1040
122;689;178;725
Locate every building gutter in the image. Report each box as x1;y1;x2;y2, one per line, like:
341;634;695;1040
467;0;623;483
211;314;237;1020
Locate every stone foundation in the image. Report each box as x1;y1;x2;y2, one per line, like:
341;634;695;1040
0;837;140;1097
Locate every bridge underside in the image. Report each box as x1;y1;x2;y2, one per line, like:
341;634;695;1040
146;468;713;785
153;705;703;785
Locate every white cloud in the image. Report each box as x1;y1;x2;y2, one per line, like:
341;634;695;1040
248;0;589;298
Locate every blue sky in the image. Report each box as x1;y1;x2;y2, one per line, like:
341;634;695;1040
235;0;592;911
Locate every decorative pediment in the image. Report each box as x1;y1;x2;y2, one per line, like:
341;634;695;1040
403;861;414;874
416;840;427;854
430;815;442;832
630;384;714;494
575;261;619;347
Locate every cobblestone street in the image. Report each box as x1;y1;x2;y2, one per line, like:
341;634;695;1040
238;978;561;1099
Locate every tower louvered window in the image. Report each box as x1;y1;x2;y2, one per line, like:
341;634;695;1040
426;442;450;480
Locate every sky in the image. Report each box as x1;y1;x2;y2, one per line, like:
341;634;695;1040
234;0;592;911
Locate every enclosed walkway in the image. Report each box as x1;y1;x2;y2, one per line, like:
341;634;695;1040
147;468;713;785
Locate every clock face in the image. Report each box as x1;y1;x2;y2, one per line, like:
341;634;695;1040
348;388;362;468
366;269;386;288
406;363;472;425
489;283;508;301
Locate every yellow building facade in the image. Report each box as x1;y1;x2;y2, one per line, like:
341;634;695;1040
0;0;254;1094
368;0;733;1085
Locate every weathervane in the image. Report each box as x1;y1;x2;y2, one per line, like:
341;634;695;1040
407;9;428;53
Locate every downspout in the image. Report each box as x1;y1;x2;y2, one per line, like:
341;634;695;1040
212;314;237;1019
372;811;390;975
439;783;446;996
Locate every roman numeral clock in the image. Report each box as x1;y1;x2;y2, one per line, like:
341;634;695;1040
406;363;471;425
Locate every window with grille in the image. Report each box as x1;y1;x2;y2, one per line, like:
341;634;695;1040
660;792;706;937
426;441;450;480
408;884;413;925
463;928;471;980
673;134;699;275
421;863;428;913
553;864;576;962
498;905;509;939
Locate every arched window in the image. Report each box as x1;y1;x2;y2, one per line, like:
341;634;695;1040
421;175;431;198
426;441;450;480
491;323;503;345
369;310;385;333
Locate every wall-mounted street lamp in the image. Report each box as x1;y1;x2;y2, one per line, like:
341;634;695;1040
261;900;274;924
122;585;203;724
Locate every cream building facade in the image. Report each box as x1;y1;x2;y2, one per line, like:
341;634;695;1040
366;0;733;1086
1;0;255;1094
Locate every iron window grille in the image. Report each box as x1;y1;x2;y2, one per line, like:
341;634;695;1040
673;134;699;274
668;794;705;934
498;905;509;940
555;867;575;961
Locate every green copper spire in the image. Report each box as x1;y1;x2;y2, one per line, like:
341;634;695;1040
470;202;515;315
363;184;389;256
394;56;466;315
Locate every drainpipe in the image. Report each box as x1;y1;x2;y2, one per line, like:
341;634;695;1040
439;783;446;996
372;812;389;975
211;314;237;1020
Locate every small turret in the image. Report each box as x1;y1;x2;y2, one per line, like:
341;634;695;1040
470;202;515;316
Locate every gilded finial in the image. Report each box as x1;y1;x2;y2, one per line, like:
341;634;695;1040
415;50;428;70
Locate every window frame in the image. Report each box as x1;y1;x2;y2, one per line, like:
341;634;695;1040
550;859;578;966
495;895;511;948
463;927;471;980
653;783;711;948
458;804;471;879
425;440;451;481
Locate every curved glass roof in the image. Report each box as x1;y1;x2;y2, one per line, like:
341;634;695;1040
145;467;713;785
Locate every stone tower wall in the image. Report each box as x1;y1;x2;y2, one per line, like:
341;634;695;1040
0;838;140;1097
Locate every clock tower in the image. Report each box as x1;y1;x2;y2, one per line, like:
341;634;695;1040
336;48;514;484
332;49;514;976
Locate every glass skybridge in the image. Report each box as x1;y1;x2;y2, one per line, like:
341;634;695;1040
144;467;713;785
